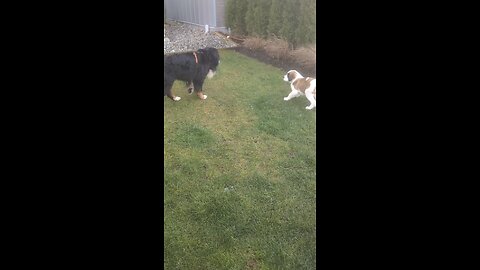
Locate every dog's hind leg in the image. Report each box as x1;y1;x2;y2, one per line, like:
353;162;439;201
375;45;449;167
305;92;316;110
305;83;316;110
186;81;194;94
165;79;181;101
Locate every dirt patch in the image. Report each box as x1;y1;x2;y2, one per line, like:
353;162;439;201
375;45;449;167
230;46;316;78
245;258;259;270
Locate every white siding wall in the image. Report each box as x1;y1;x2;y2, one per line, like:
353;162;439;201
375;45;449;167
165;0;217;27
215;0;225;28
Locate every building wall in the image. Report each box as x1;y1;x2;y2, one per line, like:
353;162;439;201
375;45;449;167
165;0;227;32
165;0;215;26
215;0;225;29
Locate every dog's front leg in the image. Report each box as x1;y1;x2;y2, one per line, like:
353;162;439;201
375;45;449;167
284;90;300;101
196;91;207;100
193;79;207;100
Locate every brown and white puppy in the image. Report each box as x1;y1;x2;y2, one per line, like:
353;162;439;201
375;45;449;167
283;70;316;110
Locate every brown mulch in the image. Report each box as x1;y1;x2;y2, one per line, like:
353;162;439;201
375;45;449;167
228;46;316;78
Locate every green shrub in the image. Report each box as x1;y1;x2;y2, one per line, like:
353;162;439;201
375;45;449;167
225;0;237;32
246;0;270;38
226;0;316;47
259;0;272;38
226;0;248;35
296;0;316;45
279;0;299;48
267;0;283;38
244;0;256;35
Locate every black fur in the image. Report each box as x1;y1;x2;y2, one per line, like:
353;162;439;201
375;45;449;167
164;47;220;100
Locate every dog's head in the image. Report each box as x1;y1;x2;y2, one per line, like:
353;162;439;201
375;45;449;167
198;47;220;78
283;70;301;82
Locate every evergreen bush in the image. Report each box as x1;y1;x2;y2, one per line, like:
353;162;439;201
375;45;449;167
226;0;316;47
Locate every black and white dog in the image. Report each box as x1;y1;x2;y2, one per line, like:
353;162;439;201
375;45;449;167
164;47;220;101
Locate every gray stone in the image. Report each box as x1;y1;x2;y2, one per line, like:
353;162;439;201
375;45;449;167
164;20;238;55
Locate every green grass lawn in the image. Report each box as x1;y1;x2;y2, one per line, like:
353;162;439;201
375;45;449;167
164;49;316;270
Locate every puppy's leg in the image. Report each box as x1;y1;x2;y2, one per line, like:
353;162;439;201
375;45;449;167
305;84;316;110
284;90;301;101
193;79;207;100
305;92;316;110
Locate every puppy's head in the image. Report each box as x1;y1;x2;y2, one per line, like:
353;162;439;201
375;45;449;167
198;47;220;78
283;70;300;82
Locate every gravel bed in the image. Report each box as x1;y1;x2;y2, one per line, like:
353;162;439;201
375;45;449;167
164;20;238;55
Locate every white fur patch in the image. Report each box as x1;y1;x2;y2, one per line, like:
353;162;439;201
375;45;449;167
207;69;215;79
284;70;301;82
173;96;181;101
304;80;316;110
